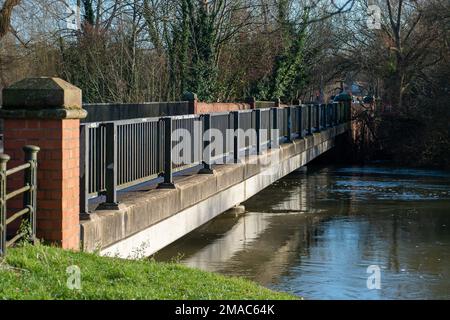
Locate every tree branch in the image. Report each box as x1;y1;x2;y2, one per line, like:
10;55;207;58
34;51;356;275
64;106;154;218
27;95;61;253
0;0;21;39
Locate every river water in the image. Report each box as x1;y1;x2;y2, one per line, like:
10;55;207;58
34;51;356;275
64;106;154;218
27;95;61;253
155;165;450;300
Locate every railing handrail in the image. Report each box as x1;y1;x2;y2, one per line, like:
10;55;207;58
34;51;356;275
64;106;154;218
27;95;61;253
81;116;161;127
82;101;189;107
80;103;342;126
170;114;202;122
6;163;31;177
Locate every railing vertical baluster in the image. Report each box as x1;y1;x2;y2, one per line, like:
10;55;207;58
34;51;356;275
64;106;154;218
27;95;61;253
346;101;349;122
227;113;232;156
319;104;322;129
339;102;341;124
98;123;120;209
315;104;321;132
80;125;90;216
157;121;161;174
345;101;348;122
320;104;323;129
23;146;40;244
133;124;136;181
331;103;334;127
140;123;144;179
320;104;323;128
95;126;102;193
307;105;313;135
232;111;240;163
338;102;340;124
333;103;338;126
343;102;346;122
0;154;9;257
298;106;303;138
330;103;334;126
199;114;214;174
286;107;292;142
158;117;176;189
327;103;331;127
255;109;262;154
347;101;351;122
321;104;325;128
342;102;345;123
271;107;279;148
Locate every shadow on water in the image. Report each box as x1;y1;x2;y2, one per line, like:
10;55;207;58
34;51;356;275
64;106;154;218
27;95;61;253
155;165;450;300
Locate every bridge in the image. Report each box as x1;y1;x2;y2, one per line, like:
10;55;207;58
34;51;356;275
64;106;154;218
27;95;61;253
0;78;351;258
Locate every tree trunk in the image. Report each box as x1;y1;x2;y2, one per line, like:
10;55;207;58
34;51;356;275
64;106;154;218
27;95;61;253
0;0;21;39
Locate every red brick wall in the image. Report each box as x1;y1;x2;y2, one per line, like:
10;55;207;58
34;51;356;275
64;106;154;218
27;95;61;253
3;119;80;250
195;102;252;114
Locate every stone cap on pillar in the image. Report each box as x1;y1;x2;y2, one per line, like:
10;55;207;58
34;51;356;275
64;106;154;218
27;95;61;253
182;92;198;102
0;77;87;119
245;96;256;103
274;97;281;108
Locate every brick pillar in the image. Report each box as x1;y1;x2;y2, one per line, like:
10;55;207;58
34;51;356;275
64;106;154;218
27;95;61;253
183;92;198;114
0;77;87;250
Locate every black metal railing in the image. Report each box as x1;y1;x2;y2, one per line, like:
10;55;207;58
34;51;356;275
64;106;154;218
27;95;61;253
80;102;351;213
0;145;40;257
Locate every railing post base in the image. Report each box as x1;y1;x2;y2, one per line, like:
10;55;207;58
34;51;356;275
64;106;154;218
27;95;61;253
96;202;125;211
157;182;177;190
198;167;216;175
79;212;93;221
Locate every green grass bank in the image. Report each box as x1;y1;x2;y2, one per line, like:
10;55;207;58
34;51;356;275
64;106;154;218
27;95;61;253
0;244;296;300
